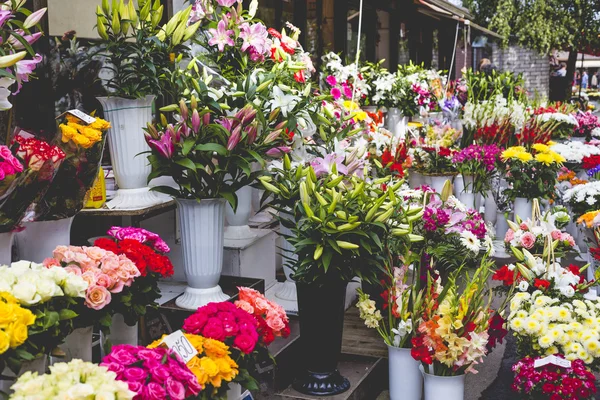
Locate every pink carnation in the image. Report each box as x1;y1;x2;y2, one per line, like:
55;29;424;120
504;229;515;243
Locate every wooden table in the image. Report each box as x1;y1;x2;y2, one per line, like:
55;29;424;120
78;200;176;227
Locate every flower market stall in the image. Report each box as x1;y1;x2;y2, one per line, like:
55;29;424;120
0;0;599;399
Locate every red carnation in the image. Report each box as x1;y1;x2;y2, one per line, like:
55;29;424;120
533;278;550;290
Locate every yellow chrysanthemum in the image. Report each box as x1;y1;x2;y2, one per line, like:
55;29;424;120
577;210;600;228
512;146;526;152
547;140;556;146
549;150;565;164
532;143;550;153
515;151;533;162
535;153;555;166
501;148;520;160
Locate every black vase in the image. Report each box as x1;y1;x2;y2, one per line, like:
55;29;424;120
292;281;350;396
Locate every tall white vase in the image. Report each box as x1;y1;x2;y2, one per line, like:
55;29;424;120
386;108;408;137
16;217;74;263
388;346;422;400
428;175;454;195
107;313;138;346
457;175;476;209
484;191;497;224
225;186;256;240
97;96;167;209
60;326;93;362
0;231;14;265
421;368;465;400
513;197;533;221
176;199;229;310
496;211;511;240
409;170;427;189
276;214;298;302
0;356;47;395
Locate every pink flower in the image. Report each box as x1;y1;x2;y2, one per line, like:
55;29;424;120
42;258;60;267
266;314;286;332
239;22;271;55
165;377;186;400
519;222;528;230
235;300;254;315
63;265;81;276
151;365;172;383
85;285;111;310
551;230;562;241
233;333;257;354
217;0;237;6
81;271;97;287
520;232;536;249
143;382;167;400
203;317;226;341
123;367;146;382
504;229;514;243
326;75;337;87
14;54;42;93
84;246;106;261
106;345;138;365
331;87;341;100
208;19;234;52
95;273;114;289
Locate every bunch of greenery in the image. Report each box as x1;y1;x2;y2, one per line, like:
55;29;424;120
95;0;199;99
463;68;527;103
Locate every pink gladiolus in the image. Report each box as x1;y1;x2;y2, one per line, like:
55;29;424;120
266;146;291;158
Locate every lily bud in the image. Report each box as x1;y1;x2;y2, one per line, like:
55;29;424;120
202;111;211;126
227;125;242;151
179;99;188;121
263;129;282;144
183;21;201;41
128;0;137;26
0;51;25;68
269;107;280;122
178;124;190;138
191;109;200;133
151;5;164;28
146;122;159;140
102;0;110;14
266;146;291;158
160;114;168;126
23;7;46;29
111;11;121;35
190;95;197;110
246;122;258;145
97;18;109;40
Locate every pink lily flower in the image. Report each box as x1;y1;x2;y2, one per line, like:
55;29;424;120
148;134;174;159
14;53;42;93
208;19;234;52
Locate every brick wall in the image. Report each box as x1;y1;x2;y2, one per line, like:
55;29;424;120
491;43;550;98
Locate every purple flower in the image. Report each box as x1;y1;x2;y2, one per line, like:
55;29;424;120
311;153;348;177
14;54;42;93
227;125;241;151
217;0;238;6
148;133;174;159
208;19;235;52
239;22;271;55
191;109;201;133
0;11;12;28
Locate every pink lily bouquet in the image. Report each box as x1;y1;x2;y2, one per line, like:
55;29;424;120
0;4;47;110
44;245;140;330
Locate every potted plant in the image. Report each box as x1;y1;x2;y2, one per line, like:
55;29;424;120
94;0;199;209
261;161;422;395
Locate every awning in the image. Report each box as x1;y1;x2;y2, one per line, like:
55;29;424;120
417;0;504;39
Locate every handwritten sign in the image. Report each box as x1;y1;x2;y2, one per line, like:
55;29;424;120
161;330;198;363
533;355;571;369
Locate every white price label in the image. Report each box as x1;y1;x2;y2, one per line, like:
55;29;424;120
161;330;198;363
63;109;97;125
533;355;572;369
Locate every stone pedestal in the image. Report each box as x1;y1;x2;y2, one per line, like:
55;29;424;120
223;229;278;290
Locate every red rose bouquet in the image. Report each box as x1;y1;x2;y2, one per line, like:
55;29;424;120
512;355;597;399
94;226;174;327
234;286;290;345
0;134;65;233
101;345;202;400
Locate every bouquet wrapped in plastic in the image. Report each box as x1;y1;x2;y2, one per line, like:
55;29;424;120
0;134;65;233
34;113;110;220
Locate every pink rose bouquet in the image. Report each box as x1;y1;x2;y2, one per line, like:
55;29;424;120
44;245;140;329
512;355;597;399
101;345;202;400
504;217;575;257
235;287;290;346
182;302;259;355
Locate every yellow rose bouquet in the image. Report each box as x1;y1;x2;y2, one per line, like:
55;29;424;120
32;113;110;220
501;143;565;201
149;333;240;399
0;292;36;373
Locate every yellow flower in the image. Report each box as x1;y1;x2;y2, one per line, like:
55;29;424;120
14;308;34;327
577;210;600;228
203;338;229;359
512;146;526;152
343;101;360;111
200;357;219;377
0;330;9;354
515;151;533;162
89;118;111;131
501;148;519;160
81;127;103;142
547;140;556;146
535;153;555;166
354;111;367;122
7;322;28;348
72;135;92;148
549;151;565;164
532;143;550;153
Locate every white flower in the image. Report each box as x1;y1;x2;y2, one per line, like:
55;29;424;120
391;319;413;347
12;281;40;305
518;281;530;292
63;275;89;298
560;286;576;298
268;86;299;117
459;230;481;253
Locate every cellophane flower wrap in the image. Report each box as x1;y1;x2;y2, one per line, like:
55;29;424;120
44;245;140;331
0;135;65;233
511;355;597;400
94;226;174;326
577;210;600;266
411;258;496;376
234;286;290;345
34;114;110;220
148;333;239;398
0;261;87;373
9;359;135;400
101;345;201;400
501;144;565;201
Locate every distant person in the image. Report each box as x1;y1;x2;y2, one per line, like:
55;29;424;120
478;58;497;75
582;70;589;89
574;71;581;86
556;62;567;77
592;71;598;89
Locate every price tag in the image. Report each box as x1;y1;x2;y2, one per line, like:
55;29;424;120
57;109;97;125
161;330;198;363
534;355;572;369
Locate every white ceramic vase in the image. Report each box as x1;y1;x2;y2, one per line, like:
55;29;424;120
388;346;422;400
0;356;47;395
457;175;477;209
496;211;511;240
276;213;298;302
421;367;465;400
386;108;408;137
0;231;14;265
97;96;167;209
409;170;427;189
225;186;256;240
513;197;533;221
176;199;229;310
226;383;243;400
107;313;138;346
61;326;93;362
16;217;74;263
428;175;454;195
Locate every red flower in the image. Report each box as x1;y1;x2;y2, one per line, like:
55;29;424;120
542;383;555;393
583;155;600;169
381;150;393;166
438;147;452;157
268;28;281;39
492;265;520;286
487;313;508;351
390;162;404;176
534;278;551;290
293;70;305;83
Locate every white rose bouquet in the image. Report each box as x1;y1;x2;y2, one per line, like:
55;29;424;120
0;261;88;373
9;359;134;400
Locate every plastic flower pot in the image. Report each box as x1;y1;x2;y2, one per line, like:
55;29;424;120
292;281;350;396
387;345;422;400
16;217;74;263
513;197;533;221
175;198;229;310
0;231;14;265
420;365;465;400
